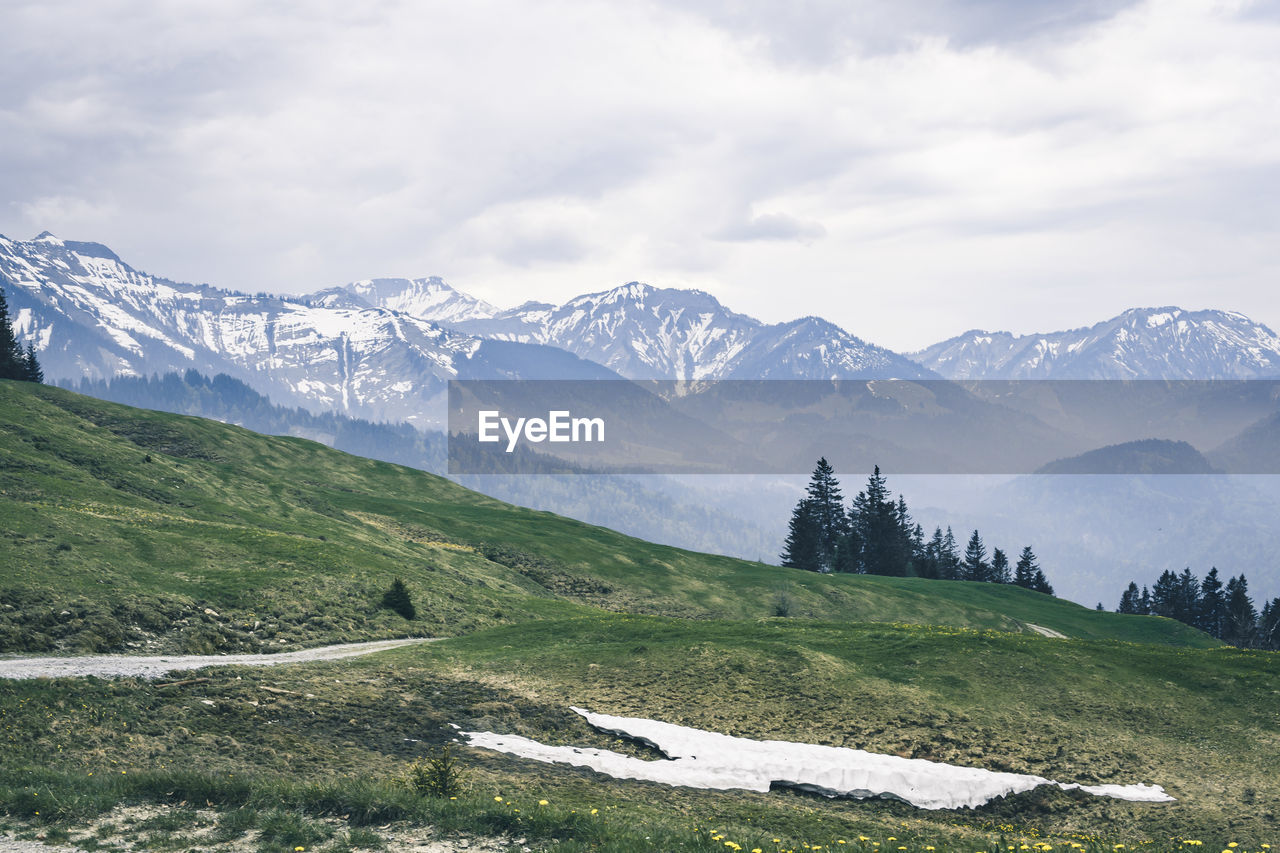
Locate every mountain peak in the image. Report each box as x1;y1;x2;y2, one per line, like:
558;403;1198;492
328;276;498;323
34;231;64;246
917;306;1280;379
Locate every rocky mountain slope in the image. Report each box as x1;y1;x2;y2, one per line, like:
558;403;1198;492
0;233;612;425
449;282;933;380
913;307;1280;379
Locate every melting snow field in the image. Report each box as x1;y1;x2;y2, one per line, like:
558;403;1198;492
462;708;1174;811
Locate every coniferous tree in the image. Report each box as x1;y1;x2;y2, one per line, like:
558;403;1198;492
1150;569;1178;618
1173;567;1201;625
909;522;926;574
1196;567;1227;639
1031;566;1054;596
939;527;961;580
781;498;825;572
803;458;848;570
380;578;416;620
0;286;24;380
1259;598;1280;651
990;547;1010;584
1224;574;1257;647
962;530;988;582
1014;546;1039;589
1117;581;1143;614
22;341;42;383
851;466;911;576
1139;585;1152;615
918;527;946;580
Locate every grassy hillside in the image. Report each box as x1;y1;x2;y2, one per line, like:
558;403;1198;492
0;380;1275;849
0;380;1212;652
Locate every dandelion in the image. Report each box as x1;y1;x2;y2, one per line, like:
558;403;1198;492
539;799;549;806
591;808;599;815
494;795;503;802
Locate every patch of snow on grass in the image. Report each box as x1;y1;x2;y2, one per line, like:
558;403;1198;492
462;708;1174;810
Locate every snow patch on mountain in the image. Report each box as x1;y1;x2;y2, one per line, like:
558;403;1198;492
453;282;932;380
320;276;499;324
913;307;1280;379
0;234;604;426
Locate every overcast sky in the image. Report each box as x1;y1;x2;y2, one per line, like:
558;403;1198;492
3;0;1279;351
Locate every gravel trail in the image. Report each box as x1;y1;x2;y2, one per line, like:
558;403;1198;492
0;637;433;680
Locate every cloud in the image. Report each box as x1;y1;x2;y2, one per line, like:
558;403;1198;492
713;212;827;243
0;0;1278;350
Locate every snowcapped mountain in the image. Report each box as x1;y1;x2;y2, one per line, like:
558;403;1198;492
311;277;498;323
0;233;612;425
452;281;932;380
913;307;1280;380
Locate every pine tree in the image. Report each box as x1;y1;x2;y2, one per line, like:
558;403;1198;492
1031;567;1054;596
1224;574;1257;647
803;458;848;571
1197;567;1227;639
962;530;988;582
781;498;824;572
380;578;416;620
918;527;946;579
851;466;910;576
939;527;961;580
1117;581;1142;614
0;287;23;380
22;341;42;383
1139;585;1152;615
1259;598;1280;651
1150;569;1178;618
1013;546;1039;589
1173;567;1201;625
990;547;1010;584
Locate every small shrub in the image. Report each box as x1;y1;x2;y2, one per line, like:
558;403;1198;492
772;582;792;617
406;744;464;798
379;579;416;620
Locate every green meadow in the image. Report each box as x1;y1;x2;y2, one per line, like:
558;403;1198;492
1;380;1275;851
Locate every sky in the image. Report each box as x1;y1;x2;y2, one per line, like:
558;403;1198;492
3;0;1279;352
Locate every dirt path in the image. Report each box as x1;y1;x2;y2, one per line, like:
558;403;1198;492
1025;623;1068;639
0;637;434;680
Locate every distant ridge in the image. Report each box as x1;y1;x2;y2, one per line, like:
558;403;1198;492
1035;438;1218;475
913;307;1280;379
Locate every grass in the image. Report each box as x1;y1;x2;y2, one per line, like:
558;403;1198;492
0;614;1274;848
1;380;1272;848
0;380;1213;653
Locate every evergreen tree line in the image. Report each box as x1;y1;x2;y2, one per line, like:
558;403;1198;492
781;459;1054;594
1116;567;1280;649
0;286;42;383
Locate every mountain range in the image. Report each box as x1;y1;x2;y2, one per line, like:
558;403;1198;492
5;230;1280;605
6;233;1280;428
912;307;1280;379
0;233;613;426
